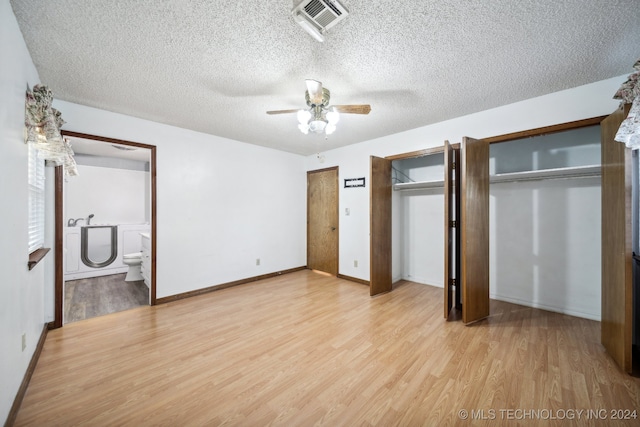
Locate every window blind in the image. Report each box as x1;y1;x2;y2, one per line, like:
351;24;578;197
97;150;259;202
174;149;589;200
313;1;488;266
28;142;45;253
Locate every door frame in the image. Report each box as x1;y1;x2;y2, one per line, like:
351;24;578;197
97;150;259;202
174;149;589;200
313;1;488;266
52;131;157;329
307;166;339;275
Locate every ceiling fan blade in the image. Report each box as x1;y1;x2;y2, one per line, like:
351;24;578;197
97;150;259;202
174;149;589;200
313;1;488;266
266;109;300;115
332;104;372;114
305;79;323;105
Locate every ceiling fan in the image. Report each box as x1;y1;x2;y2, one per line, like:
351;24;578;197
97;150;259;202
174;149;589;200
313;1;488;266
266;79;371;135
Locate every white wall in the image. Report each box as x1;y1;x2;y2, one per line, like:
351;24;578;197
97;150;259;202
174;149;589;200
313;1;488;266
54;101;308;299
398;189;445;285
65;164;149;225
0;0;49;422
490;178;601;319
307;76;626;320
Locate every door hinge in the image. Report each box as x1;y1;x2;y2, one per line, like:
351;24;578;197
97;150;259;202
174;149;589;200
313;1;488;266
451;161;456;169
450;278;456;287
450;220;457;228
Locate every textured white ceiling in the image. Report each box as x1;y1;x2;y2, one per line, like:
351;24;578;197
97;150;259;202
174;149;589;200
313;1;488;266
10;0;640;155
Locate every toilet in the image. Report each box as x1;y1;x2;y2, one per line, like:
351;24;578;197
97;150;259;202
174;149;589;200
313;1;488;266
123;252;143;281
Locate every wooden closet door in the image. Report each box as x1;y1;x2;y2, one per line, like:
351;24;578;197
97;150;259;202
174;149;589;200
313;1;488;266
460;137;490;324
601;105;633;373
444;141;454;318
370;156;392;296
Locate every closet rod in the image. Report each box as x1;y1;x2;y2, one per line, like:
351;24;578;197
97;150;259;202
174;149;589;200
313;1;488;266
393;165;601;191
490;165;600;183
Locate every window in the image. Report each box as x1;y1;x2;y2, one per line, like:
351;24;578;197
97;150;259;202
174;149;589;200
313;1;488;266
28;142;45;253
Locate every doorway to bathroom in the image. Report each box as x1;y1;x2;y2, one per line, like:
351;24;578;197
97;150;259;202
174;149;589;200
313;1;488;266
53;131;157;327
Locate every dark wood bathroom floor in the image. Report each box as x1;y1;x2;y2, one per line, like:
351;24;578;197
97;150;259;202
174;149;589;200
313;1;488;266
64;273;148;323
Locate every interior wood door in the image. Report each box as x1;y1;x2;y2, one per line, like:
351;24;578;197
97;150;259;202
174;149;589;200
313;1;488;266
460;136;490;324
370;156;392;296
601;105;633;373
307;167;339;275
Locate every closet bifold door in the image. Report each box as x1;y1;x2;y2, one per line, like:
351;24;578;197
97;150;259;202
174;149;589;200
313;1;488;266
444;141;453;318
370;156;392;296
460;137;490;324
601;104;633;373
444;141;460;318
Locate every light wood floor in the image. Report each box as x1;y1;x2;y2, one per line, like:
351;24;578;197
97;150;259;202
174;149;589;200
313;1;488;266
15;270;640;426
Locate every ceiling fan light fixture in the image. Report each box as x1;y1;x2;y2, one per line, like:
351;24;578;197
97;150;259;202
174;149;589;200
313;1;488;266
326;108;340;125
268;79;370;138
298;123;310;134
309;118;327;133
297;109;311;124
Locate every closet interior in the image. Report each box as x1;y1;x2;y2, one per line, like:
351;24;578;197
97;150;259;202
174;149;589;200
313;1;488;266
392;147;448;289
489;125;602;322
391;144;462;318
377;138;490;324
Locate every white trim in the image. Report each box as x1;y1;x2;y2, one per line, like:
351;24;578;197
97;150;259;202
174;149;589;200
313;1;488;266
28;142;45;253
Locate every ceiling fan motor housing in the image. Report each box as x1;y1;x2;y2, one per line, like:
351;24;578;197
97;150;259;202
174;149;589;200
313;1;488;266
305;88;331;108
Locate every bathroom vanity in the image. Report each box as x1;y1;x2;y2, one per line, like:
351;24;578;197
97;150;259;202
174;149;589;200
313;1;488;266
140;232;151;288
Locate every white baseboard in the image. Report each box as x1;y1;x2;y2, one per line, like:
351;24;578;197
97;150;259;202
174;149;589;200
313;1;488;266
490;293;600;321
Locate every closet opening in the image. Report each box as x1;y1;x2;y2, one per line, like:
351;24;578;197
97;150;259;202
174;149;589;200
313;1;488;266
386;143;465;318
488;124;602;321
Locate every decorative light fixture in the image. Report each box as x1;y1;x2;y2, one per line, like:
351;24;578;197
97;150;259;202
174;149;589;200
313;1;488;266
296;87;340;136
24;84;78;176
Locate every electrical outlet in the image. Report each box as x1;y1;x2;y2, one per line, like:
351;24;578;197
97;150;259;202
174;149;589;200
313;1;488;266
345;208;350;216
22;333;26;352
256;258;260;266
354;260;358;268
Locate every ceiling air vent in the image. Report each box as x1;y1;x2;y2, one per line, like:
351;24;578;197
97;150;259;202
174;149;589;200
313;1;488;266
292;0;349;42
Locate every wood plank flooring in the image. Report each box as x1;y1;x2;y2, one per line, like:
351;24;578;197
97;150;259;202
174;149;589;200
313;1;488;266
64;274;148;323
16;270;640;426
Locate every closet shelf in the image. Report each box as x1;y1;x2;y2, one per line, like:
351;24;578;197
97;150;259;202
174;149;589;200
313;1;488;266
393;180;445;191
490;165;601;183
393;165;601;190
